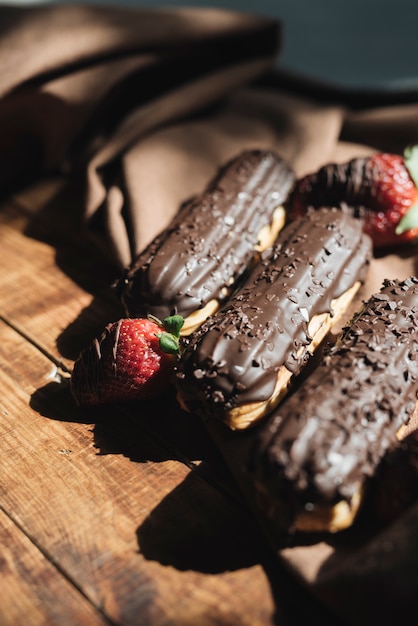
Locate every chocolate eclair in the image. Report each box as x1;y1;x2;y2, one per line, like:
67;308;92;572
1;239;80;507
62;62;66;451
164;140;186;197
369;429;418;525
249;277;418;534
116;149;295;334
175;207;372;430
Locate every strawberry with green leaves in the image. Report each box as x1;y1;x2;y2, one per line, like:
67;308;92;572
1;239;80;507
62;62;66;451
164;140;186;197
71;315;184;406
288;145;418;248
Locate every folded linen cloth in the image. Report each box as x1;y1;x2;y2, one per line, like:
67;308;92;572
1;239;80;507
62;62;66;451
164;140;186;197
0;3;280;265
2;5;418;625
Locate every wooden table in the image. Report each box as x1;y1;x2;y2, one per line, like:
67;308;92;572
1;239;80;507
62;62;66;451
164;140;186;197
0;178;344;626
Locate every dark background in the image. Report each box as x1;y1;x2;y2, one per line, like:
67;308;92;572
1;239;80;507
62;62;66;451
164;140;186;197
9;0;417;91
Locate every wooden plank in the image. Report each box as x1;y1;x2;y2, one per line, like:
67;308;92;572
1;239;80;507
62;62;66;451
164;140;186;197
0;201;123;370
0;320;276;625
0;508;111;626
1;184;344;625
0;193;280;624
10;177;66;215
0;199;238;477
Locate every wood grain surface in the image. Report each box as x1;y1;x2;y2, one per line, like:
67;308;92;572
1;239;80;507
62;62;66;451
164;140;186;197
0;180;343;626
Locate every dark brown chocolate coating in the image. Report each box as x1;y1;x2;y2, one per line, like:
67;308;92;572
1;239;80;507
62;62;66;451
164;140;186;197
175;207;372;420
116;150;295;320
288;157;371;215
369;430;418;524
249;277;418;530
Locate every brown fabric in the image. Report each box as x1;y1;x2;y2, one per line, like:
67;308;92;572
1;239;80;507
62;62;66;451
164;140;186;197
2;5;418;625
0;3;280;265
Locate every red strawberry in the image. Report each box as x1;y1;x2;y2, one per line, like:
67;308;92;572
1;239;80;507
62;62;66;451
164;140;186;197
71;315;184;406
288;146;418;248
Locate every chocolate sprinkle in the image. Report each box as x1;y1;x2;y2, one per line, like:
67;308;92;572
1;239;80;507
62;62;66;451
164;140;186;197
249;277;418;531
116;150;295;320
175;207;372;421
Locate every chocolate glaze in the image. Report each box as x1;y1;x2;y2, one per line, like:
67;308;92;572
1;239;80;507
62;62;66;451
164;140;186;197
288;157;372;215
116;150;295;320
250;277;418;530
175;207;371;420
370;430;418;524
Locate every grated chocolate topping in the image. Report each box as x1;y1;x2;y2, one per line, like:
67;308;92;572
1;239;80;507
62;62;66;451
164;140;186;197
249;277;418;529
175;207;372;419
116;150;295;319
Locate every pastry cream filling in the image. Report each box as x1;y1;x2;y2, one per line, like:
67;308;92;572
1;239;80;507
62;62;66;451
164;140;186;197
294;488;363;534
226;281;362;430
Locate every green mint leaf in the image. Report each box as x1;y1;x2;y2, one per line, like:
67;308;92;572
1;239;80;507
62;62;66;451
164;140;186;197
157;332;180;355
163;315;184;338
404;145;418;187
396;202;418;234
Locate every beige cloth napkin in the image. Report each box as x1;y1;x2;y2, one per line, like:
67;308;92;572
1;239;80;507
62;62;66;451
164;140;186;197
2;5;418;624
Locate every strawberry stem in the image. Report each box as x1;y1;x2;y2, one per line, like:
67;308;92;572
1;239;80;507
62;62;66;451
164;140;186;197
148;314;184;355
157;332;181;355
396;202;418;235
404;145;418;187
162;315;184;337
147;314;165;328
